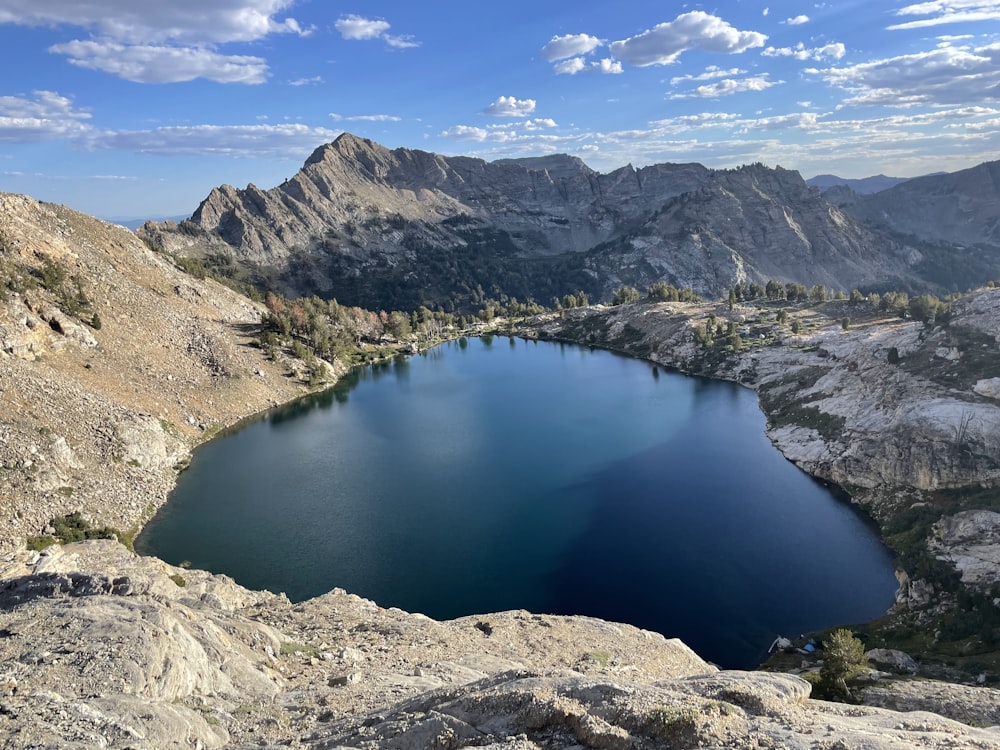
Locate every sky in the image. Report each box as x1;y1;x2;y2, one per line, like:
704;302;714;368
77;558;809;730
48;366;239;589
1;1;999;220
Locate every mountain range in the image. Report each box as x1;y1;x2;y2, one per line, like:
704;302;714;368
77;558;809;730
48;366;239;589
806;174;912;195
141;134;1000;312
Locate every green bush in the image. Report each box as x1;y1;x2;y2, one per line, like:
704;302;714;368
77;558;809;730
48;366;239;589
25;512;126;550
816;629;867;702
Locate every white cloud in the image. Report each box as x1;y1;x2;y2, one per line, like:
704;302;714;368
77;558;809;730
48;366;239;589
334;15;390;40
330;113;402;122
555;57;623;75
0;1;309;84
289;76;323;87
671;75;779;99
670;66;745;84
554;57;587;75
0;90;92;142
807;44;1000;107
763;7;770;16
541;33;603;61
441;125;489;141
50;40;269;84
334;14;418;49
483;96;537;117
0;0;304;45
500;118;557;130
785;15;810;25
85;123;343;157
889;1;1000;29
384;34;419;49
609;11;767;67
441;118;559;144
595;58;624;74
763;42;846;61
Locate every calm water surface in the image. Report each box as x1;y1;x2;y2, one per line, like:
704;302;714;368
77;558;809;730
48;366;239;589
137;337;897;668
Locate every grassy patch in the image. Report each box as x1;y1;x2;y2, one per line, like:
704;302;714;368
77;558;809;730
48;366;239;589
279;641;322;658
24;512;130;551
587;650;611;667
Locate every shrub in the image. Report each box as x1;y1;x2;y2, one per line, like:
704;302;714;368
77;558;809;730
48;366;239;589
816;629;867;702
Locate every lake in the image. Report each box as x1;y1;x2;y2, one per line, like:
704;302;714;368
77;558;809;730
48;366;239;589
136;336;898;668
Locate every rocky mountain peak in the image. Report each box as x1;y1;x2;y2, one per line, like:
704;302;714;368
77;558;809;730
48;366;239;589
494;153;596;180
141;135;995;310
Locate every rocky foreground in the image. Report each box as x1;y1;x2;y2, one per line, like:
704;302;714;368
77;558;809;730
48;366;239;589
4;193;1000;747
5;540;1000;749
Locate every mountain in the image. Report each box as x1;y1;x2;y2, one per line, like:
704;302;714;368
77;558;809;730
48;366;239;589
846;160;1000;249
142;134;948;311
807;173;912;195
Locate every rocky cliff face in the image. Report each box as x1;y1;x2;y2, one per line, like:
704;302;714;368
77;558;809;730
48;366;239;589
140;134;935;310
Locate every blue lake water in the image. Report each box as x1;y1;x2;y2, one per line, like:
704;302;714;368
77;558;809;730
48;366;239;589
136;337;898;668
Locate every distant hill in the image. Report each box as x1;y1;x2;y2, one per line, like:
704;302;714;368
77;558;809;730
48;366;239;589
106;214;188;231
845;160;1000;250
807;174;912;195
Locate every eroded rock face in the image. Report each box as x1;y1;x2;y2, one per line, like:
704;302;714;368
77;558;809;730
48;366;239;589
930;510;1000;587
0;541;285;748
312;669;1000;750
4;540;1000;750
115;415;185;471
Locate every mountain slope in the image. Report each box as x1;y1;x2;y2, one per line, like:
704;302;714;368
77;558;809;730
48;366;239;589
846;160;1000;251
0;192;311;551
141;134;938;310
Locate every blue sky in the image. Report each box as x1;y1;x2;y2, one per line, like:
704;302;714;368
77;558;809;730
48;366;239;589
1;1;999;220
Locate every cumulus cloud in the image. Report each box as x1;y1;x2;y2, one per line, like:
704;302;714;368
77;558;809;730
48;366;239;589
289;76;323;87
555;56;622;75
0;90;91;142
483;96;537;117
594;58;624;74
440;125;489;141
0;0;304;45
84;123;343;157
0;1;310;83
888;1;1000;30
334;14;418;48
609;11;767;67
807;44;1000;107
334;14;390;40
50;40;269;84
670;74;779;99
542;33;603;61
441;118;558;144
763;42;846;61
554;57;587;75
785;15;810;25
